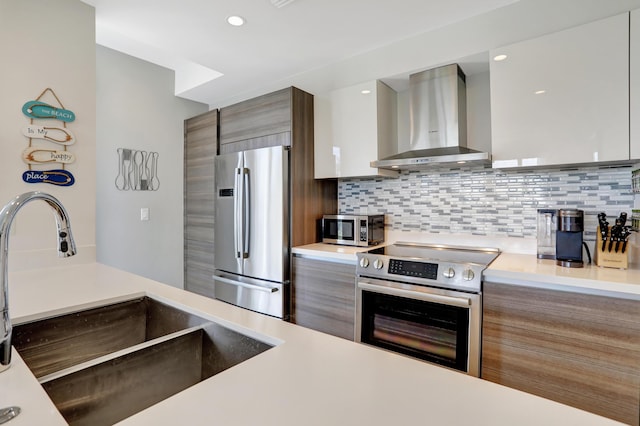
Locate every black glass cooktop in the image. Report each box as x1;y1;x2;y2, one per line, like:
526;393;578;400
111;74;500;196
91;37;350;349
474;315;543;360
366;242;500;266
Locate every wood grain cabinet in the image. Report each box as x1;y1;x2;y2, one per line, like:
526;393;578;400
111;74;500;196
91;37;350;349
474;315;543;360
490;13;629;168
183;110;218;295
185;88;337;296
219;87;337;247
292;256;356;340
482;282;640;425
219;87;295;153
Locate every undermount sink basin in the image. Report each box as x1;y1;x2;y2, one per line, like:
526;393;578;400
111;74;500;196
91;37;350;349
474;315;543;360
13;296;209;378
13;297;274;425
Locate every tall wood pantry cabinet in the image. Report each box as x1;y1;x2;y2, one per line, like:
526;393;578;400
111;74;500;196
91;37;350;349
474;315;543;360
184;87;337;297
184;110;218;296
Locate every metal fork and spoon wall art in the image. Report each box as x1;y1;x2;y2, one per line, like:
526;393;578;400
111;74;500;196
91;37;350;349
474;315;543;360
115;149;160;191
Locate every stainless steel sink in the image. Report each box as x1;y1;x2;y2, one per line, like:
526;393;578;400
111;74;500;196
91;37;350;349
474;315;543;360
13;296;209;378
13;297;274;425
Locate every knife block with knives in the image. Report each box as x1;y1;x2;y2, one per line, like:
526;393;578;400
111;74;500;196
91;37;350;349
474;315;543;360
595;212;630;269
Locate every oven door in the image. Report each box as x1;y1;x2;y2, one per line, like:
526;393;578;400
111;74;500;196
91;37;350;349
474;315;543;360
356;277;481;376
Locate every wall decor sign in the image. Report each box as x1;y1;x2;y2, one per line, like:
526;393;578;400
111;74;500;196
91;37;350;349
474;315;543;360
22;125;75;145
21;88;76;186
22;100;76;122
22;170;75;186
115;148;160;191
22;147;76;164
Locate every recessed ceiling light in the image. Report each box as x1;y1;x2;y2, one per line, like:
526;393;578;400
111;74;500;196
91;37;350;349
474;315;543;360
227;15;245;26
361;90;371;95
493;54;507;61
534;90;546;95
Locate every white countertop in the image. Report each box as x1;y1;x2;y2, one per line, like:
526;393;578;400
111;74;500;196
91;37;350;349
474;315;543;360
294;242;640;299
4;263;623;425
484;253;640;300
292;242;375;263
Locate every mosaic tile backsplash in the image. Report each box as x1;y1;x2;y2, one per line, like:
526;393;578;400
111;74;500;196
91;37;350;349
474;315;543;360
338;164;635;241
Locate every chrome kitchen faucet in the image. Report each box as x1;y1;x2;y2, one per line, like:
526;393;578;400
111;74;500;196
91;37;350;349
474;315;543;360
0;192;77;373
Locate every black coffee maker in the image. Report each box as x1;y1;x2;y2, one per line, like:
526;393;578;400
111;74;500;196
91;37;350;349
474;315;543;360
556;209;591;268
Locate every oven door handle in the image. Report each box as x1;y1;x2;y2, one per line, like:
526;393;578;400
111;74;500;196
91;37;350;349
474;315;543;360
357;281;472;308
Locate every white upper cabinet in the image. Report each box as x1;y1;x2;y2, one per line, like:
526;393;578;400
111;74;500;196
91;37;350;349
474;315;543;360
490;13;629;168
314;80;398;179
632;9;640;160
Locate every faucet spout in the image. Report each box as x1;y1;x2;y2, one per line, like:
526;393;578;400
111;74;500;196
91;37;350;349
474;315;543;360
0;191;77;373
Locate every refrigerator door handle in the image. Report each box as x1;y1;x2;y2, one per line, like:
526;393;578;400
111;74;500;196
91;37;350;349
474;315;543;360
234;167;243;259
242;167;250;259
213;274;279;293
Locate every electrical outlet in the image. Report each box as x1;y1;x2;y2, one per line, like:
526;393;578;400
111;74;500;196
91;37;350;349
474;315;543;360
140;207;150;221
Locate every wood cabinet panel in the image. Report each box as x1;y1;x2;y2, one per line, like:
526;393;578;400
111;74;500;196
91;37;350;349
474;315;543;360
482;282;640;425
292;256;356;340
184;109;217;293
184;240;215;293
185;89;337;308
220;88;291;146
219;132;290;155
290;89;337;246
218;87;336;246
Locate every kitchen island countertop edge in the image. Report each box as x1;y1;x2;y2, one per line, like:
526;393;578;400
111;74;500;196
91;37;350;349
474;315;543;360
3;262;623;425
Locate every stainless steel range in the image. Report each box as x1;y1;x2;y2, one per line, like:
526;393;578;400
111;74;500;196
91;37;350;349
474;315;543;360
355;242;500;376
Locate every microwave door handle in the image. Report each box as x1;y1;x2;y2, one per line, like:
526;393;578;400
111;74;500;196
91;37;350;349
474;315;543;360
242;167;250;259
234;167;242;259
357;281;472;308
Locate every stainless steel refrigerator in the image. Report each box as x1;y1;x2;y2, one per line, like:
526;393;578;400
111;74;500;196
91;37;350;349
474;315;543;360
213;145;290;319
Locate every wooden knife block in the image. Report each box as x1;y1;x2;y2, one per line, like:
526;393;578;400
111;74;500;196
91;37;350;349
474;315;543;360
595;226;628;269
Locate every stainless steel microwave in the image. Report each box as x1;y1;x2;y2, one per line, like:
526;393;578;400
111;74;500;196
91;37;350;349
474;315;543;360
322;215;384;247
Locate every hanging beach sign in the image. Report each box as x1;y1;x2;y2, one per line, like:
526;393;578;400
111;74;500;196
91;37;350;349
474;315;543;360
22;169;75;186
22;125;75;145
20;88;77;187
22;100;75;122
22;147;75;165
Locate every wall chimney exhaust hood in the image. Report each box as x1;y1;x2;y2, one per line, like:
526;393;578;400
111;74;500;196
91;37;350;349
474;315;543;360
371;64;490;170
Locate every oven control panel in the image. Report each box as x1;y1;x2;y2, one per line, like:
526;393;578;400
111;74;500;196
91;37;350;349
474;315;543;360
357;255;485;292
388;259;438;280
355;243;498;292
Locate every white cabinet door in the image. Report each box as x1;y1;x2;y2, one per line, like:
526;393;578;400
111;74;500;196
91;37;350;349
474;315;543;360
632;9;640;160
314;80;398;178
490;13;629;168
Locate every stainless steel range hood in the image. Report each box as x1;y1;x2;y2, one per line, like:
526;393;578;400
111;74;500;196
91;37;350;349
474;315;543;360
371;64;490;170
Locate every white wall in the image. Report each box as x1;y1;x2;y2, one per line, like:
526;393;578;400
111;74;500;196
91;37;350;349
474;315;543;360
0;0;96;270
96;46;207;288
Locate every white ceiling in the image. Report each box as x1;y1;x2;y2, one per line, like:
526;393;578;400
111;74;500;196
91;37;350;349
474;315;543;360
81;0;519;107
